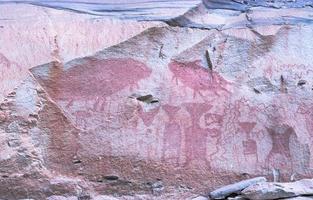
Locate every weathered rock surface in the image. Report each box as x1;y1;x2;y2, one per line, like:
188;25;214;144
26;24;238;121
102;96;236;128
283;197;313;200
0;3;162;102
242;179;313;200
168;0;313;29
192;196;209;200
210;177;266;199
227;196;247;200
6;0;201;21
2;0;313;199
202;0;313;10
26;21;313;196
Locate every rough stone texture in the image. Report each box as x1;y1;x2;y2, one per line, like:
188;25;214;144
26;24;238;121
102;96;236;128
282;197;313;200
6;0;201;21
2;0;313;199
242;179;313;200
202;0;313;10
192;196;208;200
0;3;162;102
27;22;313;196
227;196;247;200
168;0;313;29
210;177;266;199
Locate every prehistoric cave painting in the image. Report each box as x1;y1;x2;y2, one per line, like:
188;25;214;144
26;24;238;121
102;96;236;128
161;105;182;166
137;105;160;127
183;103;212;168
204;112;223;138
265;125;294;170
168;60;229;99
203;111;225;161
297;103;313;135
239;122;259;162
220;98;264;170
43;58;152;113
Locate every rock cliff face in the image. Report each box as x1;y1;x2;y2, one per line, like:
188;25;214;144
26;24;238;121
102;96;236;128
0;4;161;103
1;1;313;199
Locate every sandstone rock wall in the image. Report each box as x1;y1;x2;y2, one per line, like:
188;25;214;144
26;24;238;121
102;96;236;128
28;23;313;192
0;4;162;102
1;1;313;199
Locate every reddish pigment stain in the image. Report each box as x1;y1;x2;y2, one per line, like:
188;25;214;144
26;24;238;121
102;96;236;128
242;139;257;155
266;126;294;169
297;103;313;136
204;112;223;138
183;103;212;167
137;106;160;126
239;122;258;156
267;127;293;157
203;111;225;162
161;105;182;165
169;60;229;97
239;122;256;134
226;99;261;165
44;58;152;111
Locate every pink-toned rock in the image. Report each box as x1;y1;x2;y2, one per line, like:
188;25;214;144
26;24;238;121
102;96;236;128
2;1;313;199
26;21;313;199
0;3;162;102
242;179;313;200
0;111;6;123
210;177;266;199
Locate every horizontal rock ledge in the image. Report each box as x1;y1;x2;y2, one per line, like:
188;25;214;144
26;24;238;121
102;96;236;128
210;177;266;199
242;179;313;200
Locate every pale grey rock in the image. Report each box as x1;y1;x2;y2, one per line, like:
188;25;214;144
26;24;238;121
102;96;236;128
170;0;313;30
152;180;165;195
46;196;78;200
282;197;313;200
210;177;266;199
285;196;313;200
93;196;119;200
192;196;208;200
242;179;313;200
227;196;248;200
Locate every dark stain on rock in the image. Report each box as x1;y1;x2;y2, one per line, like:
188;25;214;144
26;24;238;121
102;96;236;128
205;49;213;71
248;77;277;93
73;159;82;164
253;88;261;94
280;75;288;93
136;94;159;104
298;80;306;86
137;95;153;102
103;175;119;181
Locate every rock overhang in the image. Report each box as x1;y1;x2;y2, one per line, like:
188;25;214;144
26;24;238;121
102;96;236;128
167;0;313;30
